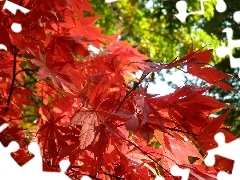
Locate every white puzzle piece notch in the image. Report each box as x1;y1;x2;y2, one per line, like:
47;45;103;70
2;0;30;33
175;0;227;22
0;124;192;180
170;165;190;180
3;0;30;15
205;132;240;180
154;176;165;180
0;123;71;180
215;0;227;13
216;27;240;78
0;0;30;51
175;0;208;22
233;11;240;23
153;165;190;180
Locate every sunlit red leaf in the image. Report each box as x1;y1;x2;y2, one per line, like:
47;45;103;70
70;106;100;149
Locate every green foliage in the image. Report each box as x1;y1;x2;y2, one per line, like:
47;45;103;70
90;0;220;62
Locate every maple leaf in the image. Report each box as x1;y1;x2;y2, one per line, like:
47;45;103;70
198;108;236;152
125;114;139;132
30;58;78;95
188;66;235;91
154;130;203;170
166;49;235;91
70;105;100;149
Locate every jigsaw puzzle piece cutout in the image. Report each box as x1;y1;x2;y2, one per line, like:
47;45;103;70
217;171;234;180
0;124;19;172
0;0;30;51
175;0;207;22
3;0;30;15
170;164;190;180
216;27;240;77
81;175;92;180
59;159;70;173
215;0;227;13
0;123;9;132
205;132;240;179
0;141;22;178
175;0;188;22
0;123;30;178
0;123;71;179
20;142;71;180
38;173;70;180
0;44;7;51
2;0;30;33
37;159;71;180
233;11;240;23
21;142;42;174
22;163;71;180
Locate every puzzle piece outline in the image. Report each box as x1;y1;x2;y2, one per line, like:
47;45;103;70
0;122;192;180
0;123;71;179
205;132;240;180
0;0;30;51
175;0;227;22
216;27;240;77
175;0;206;23
175;0;240;77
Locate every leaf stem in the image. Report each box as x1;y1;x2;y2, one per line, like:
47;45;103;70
115;72;150;112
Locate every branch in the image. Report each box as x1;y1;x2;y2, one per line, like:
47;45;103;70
14;68;34;76
120;135;169;174
4;46;19;112
165;126;197;136
115;71;150;112
103;122;170;175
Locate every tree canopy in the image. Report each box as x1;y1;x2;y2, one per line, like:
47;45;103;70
90;0;240;133
0;0;238;179
90;0;221;62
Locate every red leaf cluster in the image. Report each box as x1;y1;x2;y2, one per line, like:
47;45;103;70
0;0;235;179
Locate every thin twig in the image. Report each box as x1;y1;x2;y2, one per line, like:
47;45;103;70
120;135;170;174
4;46;19;112
115;72;150;112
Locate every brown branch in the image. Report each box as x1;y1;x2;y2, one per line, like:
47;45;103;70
115;71;150;112
103;122;170;175
165;126;197;136
121;135;169;174
4;46;19;113
14;68;34;76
